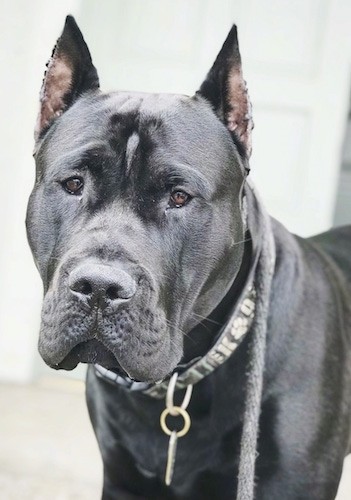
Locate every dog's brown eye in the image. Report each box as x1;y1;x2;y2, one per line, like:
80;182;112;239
62;177;83;195
169;190;189;208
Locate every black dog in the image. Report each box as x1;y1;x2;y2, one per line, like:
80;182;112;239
26;16;351;500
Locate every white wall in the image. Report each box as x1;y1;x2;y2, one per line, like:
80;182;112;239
334;119;351;226
1;0;351;383
0;0;82;382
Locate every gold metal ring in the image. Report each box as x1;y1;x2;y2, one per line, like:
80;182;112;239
160;406;191;437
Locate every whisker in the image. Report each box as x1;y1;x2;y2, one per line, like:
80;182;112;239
232;237;252;247
192;313;223;327
165;319;196;343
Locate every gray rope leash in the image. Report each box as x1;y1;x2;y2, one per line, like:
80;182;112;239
236;214;276;500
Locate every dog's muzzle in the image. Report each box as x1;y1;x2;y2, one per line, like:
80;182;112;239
38;258;176;382
39;261;138;369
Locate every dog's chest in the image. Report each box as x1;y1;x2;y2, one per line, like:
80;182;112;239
107;379;244;488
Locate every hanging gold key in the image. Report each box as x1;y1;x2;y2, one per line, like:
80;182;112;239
160;405;191;485
160;373;193;486
165;430;177;485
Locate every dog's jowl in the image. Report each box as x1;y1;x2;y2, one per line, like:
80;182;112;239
26;15;351;500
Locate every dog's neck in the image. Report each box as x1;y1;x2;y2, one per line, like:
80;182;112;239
182;235;252;363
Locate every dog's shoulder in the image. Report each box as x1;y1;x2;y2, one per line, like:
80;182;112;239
268;219;351;334
308;225;351;286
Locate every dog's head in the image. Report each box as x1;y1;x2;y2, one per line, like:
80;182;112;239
26;16;253;382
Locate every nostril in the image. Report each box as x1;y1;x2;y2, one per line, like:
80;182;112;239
80;280;93;296
106;285;120;301
71;279;93;296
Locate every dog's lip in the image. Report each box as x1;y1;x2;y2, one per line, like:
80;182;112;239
50;339;167;383
52;338;124;372
50;338;170;383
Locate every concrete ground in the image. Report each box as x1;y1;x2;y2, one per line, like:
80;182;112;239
0;379;102;500
0;380;350;500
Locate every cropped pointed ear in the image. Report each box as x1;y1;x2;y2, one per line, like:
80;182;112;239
35;15;99;143
196;26;253;158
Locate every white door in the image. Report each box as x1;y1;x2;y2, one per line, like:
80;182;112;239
1;0;351;384
80;0;351;236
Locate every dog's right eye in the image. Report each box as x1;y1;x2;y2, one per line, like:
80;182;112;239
62;177;84;195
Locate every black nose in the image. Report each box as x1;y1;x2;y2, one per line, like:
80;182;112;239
69;263;136;308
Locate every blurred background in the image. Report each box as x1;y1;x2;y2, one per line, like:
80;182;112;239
0;0;350;498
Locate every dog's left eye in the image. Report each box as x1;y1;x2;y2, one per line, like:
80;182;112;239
169;190;190;208
62;177;84;195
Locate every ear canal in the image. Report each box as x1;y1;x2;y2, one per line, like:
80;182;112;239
197;25;253;158
34;15;99;143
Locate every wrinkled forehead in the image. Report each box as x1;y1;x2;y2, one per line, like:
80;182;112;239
39;91;241;180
